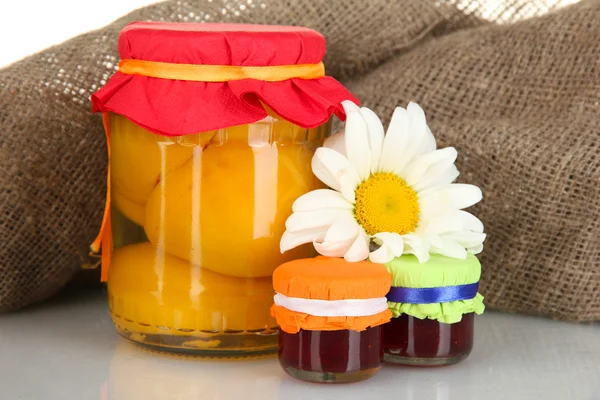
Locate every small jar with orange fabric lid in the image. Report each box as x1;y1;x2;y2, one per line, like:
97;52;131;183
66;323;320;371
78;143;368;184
90;22;357;356
271;257;392;383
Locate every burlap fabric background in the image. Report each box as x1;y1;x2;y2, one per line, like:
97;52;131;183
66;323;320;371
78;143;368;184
0;0;598;320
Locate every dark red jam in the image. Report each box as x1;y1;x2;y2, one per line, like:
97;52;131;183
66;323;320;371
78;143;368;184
383;313;474;366
278;326;383;383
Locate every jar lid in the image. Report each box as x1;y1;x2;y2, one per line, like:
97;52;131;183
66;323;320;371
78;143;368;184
91;22;358;136
271;256;392;333
118;22;326;66
385;254;485;324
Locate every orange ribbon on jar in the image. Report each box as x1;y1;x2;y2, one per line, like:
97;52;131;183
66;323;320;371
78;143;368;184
118;59;325;82
91;112;112;281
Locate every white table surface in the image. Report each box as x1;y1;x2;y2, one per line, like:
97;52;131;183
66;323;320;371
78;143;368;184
0;0;163;68
0;288;598;400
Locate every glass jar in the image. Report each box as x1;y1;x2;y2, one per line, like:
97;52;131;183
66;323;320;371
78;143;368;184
383;313;474;366
272;257;392;383
383;254;484;366
107;115;328;355
91;22;357;356
279;326;383;383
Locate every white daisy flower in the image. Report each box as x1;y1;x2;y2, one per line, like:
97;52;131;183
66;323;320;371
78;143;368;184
280;101;486;264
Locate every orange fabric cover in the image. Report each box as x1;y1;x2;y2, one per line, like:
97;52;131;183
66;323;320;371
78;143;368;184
272;256;391;300
271;256;392;333
271;306;392;334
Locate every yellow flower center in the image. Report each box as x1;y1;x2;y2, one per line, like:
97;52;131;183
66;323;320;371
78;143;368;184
354;172;420;236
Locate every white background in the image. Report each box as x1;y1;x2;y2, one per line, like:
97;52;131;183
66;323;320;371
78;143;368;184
0;0;163;67
0;0;581;68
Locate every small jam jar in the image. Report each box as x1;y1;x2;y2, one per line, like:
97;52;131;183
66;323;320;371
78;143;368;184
271;257;392;383
90;22;357;356
383;254;484;366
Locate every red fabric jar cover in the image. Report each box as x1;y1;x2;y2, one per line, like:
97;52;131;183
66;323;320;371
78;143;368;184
91;22;359;136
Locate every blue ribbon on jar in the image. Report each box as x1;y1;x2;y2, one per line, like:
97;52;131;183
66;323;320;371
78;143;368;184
386;282;479;304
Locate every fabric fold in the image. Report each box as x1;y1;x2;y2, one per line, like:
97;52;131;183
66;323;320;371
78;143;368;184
271;305;392;334
93;75;355;135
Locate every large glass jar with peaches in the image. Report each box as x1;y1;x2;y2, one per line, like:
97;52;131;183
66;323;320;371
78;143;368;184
91;22;357;356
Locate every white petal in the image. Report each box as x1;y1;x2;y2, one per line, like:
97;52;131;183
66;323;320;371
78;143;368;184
425;233;445;249
370;233;404;264
343;101;371;181
413;164;459;192
323;131;346;157
369;244;394;264
285;208;353;233
430;237;468;259
292;189;353;212
314;218;360;257
468;243;484;254
407;102;436;156
390;103;436;175
378;106;410;173
456;211;485;232
417;210;484;234
402;234;430;263
324;218;361;243
392;105;426;173
343;229;370;262
442;231;486;248
311;147;361;193
280;228;327;253
404;147;458;187
340;176;357;203
423;124;437;153
359;107;384;174
314;239;354;257
419;184;483;214
341;99;361;113
378;103;437;175
373;233;404;256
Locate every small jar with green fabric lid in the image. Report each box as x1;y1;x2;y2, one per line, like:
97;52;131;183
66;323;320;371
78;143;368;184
383;254;485;366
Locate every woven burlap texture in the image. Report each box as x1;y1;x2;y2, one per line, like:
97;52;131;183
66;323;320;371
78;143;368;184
0;0;598;321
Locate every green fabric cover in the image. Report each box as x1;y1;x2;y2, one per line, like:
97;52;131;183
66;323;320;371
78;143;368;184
385;254;485;324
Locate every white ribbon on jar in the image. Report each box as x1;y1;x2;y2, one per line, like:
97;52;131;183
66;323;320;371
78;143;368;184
273;293;388;317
